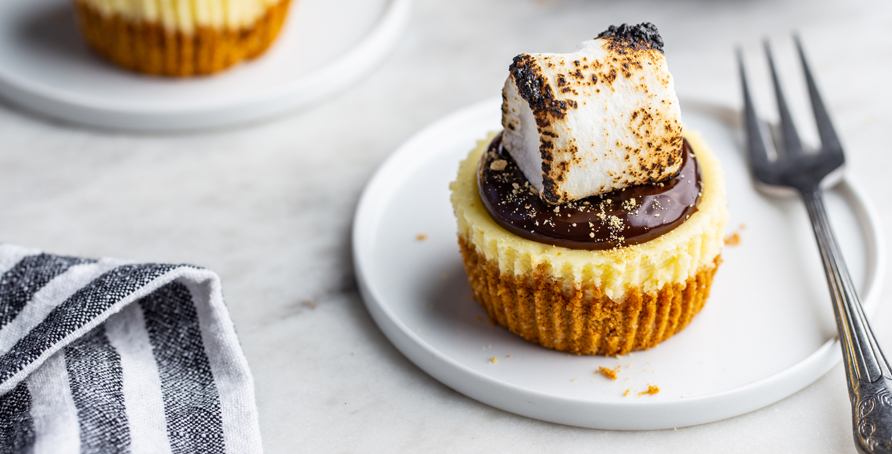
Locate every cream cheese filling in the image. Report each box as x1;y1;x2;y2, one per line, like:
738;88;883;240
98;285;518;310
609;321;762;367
77;0;284;34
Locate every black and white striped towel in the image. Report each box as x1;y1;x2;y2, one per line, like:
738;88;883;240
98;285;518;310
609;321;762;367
0;244;262;454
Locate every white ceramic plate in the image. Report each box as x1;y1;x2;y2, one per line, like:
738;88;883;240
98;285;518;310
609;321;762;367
352;98;885;430
0;0;410;131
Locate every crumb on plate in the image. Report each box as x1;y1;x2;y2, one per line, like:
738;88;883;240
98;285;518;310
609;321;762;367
597;365;620;380
724;232;740;246
639;384;660;396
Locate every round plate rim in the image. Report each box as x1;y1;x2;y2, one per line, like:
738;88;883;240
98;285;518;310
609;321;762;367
0;0;411;130
352;97;886;429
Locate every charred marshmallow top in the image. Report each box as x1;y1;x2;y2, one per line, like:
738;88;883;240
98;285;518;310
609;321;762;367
501;23;683;205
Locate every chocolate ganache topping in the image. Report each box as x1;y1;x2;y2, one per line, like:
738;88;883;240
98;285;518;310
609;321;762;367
478;133;701;250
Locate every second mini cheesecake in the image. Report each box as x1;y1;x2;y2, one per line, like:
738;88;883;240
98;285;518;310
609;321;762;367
74;0;293;76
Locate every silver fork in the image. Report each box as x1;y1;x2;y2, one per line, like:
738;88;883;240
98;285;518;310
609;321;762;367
738;37;892;454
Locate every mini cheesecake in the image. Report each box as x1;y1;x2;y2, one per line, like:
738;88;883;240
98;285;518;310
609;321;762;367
449;24;728;355
73;0;292;76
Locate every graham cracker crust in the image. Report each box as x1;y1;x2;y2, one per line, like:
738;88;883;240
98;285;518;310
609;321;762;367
458;236;720;356
73;0;292;76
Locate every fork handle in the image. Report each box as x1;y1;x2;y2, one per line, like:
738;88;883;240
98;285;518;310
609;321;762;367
801;187;892;454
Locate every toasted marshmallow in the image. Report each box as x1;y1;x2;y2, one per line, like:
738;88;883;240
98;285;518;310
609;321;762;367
501;23;683;205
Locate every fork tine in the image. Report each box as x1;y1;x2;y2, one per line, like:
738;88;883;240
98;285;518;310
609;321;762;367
763;40;804;156
736;47;772;172
794;35;843;154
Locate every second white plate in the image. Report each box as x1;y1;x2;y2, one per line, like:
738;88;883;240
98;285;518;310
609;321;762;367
0;0;410;130
352;98;885;430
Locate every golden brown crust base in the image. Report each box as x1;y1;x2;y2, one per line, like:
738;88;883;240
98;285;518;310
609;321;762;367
458;236;720;356
73;0;292;76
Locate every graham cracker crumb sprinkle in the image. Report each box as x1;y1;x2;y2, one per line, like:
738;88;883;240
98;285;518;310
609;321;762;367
639;384;660;396
724;232;741;246
490;159;508;171
597;365;620;380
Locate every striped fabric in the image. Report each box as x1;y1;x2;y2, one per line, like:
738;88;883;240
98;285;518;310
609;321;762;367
0;244;262;454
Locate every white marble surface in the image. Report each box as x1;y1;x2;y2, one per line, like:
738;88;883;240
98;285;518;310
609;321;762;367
0;0;891;452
